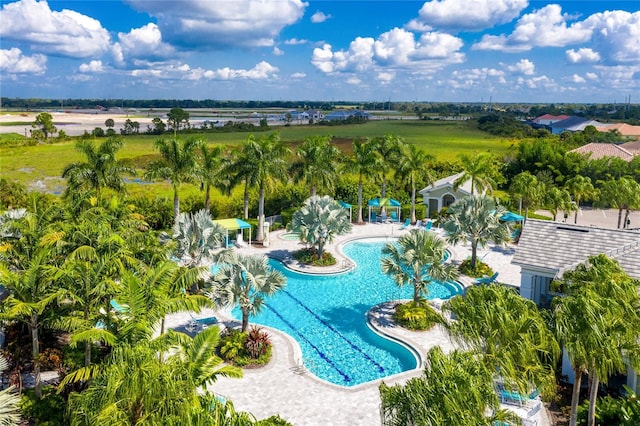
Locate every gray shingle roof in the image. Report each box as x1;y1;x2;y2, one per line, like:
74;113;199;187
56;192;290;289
512;219;640;279
419;172;472;195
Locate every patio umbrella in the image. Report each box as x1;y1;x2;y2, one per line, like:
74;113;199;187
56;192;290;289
500;211;525;222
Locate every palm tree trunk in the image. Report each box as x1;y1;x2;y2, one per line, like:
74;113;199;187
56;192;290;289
470;240;478;269
568;366;583;426
623;209;631;229
243;180;249;220
30;316;42;399
574;200;580;224
357;181;364;223
617;208;623;229
410;185;416;223
84;305;91;366
241;309;249;333
587;371;599;426
205;185;211;213
413;283;420;303
382;176;387;198
173;185;180;219
257;186;265;242
317;240;324;258
310;185;317;197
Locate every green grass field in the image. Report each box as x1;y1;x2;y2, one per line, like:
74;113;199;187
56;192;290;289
1;119;514;196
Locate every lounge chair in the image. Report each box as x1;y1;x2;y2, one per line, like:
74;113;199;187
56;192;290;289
110;299;128;313
390;211;398;222
400;218;411;229
424;220;433;231
380;212;388;222
371;212;377;223
475;272;499;285
186;312;219;332
414;219;422;228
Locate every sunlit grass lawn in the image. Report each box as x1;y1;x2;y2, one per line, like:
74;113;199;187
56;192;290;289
1;119;516;195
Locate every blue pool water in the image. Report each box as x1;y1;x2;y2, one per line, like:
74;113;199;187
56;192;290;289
229;238;463;386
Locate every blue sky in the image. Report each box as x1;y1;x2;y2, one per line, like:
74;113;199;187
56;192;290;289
0;0;638;103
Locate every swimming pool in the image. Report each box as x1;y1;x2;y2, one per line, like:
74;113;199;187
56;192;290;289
230;238;463;386
279;232;301;241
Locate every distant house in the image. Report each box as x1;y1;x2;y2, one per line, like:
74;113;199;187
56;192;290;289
307;110;324;121
512;219;640;392
548;117;606;134
323;110;371;121
418;172;471;218
596;123;640;141
569;143;636;162
531;114;570;126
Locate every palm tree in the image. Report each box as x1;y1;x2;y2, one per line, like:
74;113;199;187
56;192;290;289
241;133;291;242
380;347;517;426
209;252;286;332
61;137;134;201
227;143;255;220
287;195;352;258
554;255;640;426
344;139;381;223
544;186;574;221
289;135;341;197
198;144;227;213
64;327;242;425
172;209;227;269
396;144;435;223
597;177;640;229
440;195;511;270
0;354;21;426
373;134;403;198
381;230;459;303
454;152;499;195
509;171;544;218
564;175;597;224
443;284;560;398
145;137;203;218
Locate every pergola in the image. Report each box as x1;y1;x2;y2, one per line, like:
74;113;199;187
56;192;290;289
367;198;401;222
213;218;252;248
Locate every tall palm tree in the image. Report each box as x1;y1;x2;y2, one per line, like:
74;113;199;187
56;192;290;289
381;230;459;303
64;327;242;425
555;255;640;426
544;186;575;221
145;137;203;218
287;195;352;258
454;152;499;195
242;133;291;242
0;354;21;426
344;139;381;223
227;143;255;220
373;134;403;198
198;144;227;213
597;177;640;229
396;144;435;223
289;135;341;197
444;284;560;398
380;347;517;426
62;137;134;201
564;175;597;224
209;252;286;332
440;195;511;270
509;171;544;218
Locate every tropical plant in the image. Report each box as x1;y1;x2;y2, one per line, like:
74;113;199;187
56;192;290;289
61;137;134;201
443;284;560;399
564;175;597;224
289;135;341;197
379;347;518;426
396;144;435;223
0;354;21;426
287;195;352;258
64;327;242;425
544;186;575;221
440;195;511;270
509;171;544;218
209;252;286;332
240;133;291;242
145;137;203;218
381;229;459;303
227;143;255;220
198;144;227;213
32;112;56;140
166;107;190;134
597;177;640;229
372;134;403;198
554;254;640;426
454;152;500;195
344;139;381;223
171;209;227;269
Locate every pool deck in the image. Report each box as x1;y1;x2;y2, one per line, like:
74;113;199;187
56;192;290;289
165;221;550;425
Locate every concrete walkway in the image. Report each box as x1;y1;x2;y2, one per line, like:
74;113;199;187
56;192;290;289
166;221;552;425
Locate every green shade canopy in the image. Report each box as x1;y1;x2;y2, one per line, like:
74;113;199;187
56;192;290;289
367;197;401;207
213;218;252;230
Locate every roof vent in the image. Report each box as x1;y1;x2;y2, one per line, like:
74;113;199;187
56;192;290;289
556;226;589;233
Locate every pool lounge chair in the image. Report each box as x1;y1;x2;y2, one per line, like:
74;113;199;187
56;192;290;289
414;219;422;228
371;212;377;223
390;211;398;222
186;312;220;332
475;272;499;285
424;220;433;231
400;218;411;229
110;299;128;313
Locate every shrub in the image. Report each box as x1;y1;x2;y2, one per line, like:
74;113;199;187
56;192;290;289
256;415;293;425
245;326;271;358
218;328;273;367
292;248;336;266
459;258;493;278
394;301;442;331
20;386;67;426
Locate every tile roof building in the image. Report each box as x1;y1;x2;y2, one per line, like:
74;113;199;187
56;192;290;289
569;142;636;161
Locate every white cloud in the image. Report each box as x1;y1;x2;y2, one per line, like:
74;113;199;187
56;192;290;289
112;23;176;67
584;11;640;65
585;72;598;80
126;0;307;49
273;47;284;56
311;10;331;23
571;74;586;83
311;28;464;75
473;4;591;52
0;47;46;74
0;0;111;58
377;72;395;82
407;0;528;32
284;38;308;45
205;61;279;80
346;76;361;85
566;48;600;64
291;72;306;79
79;60;104;73
445;67;506;89
507;59;535;75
